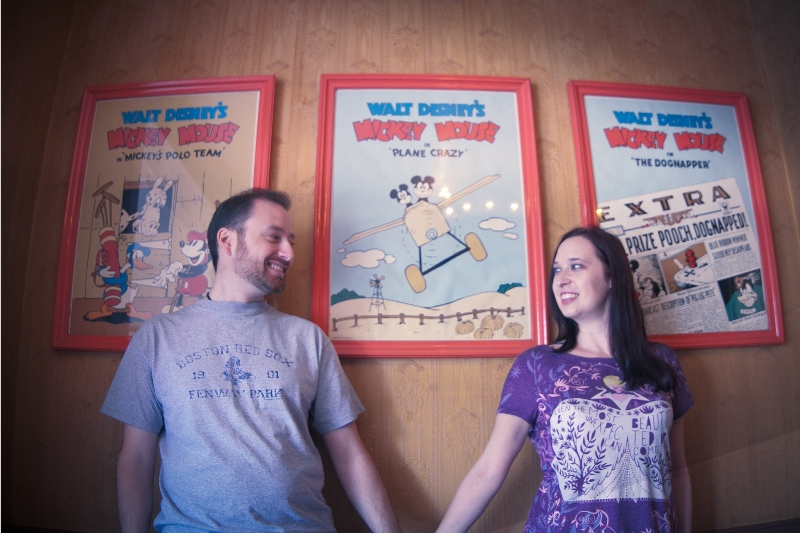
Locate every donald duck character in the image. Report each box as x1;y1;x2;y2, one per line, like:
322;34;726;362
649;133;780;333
84;235;153;322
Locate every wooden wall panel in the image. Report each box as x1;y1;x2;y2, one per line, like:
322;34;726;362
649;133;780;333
0;0;78;508
3;1;799;531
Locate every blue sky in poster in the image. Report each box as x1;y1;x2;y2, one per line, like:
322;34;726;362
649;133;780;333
329;88;531;309
583;95;756;226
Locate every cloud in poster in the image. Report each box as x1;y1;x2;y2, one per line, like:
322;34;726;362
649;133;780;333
479;217;516;232
341;249;397;268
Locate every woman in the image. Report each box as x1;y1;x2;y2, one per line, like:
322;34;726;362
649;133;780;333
437;226;693;532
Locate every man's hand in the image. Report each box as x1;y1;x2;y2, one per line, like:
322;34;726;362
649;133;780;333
323;422;401;533
117;424;158;533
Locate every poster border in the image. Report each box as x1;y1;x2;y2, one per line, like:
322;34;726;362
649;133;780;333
567;80;783;349
52;76;276;352
311;74;548;357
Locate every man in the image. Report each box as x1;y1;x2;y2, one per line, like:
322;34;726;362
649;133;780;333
102;189;400;533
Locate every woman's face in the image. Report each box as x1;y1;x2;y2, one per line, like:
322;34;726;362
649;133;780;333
552;236;612;326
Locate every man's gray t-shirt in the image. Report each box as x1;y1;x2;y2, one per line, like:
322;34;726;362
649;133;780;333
101;299;364;532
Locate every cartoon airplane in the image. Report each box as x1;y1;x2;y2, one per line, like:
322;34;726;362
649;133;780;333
344;173;500;292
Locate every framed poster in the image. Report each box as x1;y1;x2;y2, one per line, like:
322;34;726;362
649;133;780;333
52;76;276;351
312;74;547;357
568;80;783;349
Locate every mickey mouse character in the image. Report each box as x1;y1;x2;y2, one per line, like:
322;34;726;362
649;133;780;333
164;230;210;312
410;175;435;202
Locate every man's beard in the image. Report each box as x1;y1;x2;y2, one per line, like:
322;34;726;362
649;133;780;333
233;238;286;295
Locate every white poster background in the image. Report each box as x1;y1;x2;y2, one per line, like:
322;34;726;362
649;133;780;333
327;88;532;342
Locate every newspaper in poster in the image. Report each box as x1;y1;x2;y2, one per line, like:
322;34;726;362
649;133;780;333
599;177;768;334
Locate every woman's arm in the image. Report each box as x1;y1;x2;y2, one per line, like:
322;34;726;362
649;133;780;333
670;416;692;532
436;413;531;533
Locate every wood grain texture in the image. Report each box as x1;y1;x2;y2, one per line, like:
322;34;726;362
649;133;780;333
1;0;79;511
3;1;799;531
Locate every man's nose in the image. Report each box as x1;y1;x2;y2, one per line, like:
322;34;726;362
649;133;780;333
279;240;294;261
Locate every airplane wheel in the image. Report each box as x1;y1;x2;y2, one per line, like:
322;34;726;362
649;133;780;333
405;264;426;293
465;233;487;261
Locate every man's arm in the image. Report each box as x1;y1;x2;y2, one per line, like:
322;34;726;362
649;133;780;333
670;416;692;532
117;424;158;533
322;422;401;533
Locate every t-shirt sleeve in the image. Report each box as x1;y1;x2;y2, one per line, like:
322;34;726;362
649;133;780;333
496;348;540;427
308;331;364;435
655;343;694;421
100;325;164;434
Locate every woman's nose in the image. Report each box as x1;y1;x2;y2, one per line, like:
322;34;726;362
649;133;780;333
555;273;570;286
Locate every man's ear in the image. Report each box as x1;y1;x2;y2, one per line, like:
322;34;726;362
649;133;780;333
217;227;236;259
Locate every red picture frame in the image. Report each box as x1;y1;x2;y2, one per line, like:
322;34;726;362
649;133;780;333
52;76;276;351
568;80;783;349
312;74;547;357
